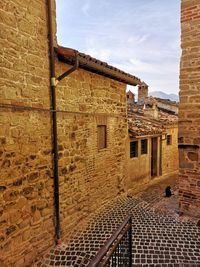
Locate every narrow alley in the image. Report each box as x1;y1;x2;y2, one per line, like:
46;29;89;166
35;175;200;267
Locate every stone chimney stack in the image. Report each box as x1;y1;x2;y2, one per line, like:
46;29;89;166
138;82;148;105
126;90;135;104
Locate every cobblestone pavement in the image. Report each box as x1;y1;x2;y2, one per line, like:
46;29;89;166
35;193;200;267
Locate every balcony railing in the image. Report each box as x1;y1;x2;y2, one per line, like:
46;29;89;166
87;216;132;267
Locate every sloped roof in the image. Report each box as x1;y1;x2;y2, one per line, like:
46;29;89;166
155;97;179;106
128;103;178;138
128;112;163;137
140;81;148;87
127;90;135;96
55;46;141;86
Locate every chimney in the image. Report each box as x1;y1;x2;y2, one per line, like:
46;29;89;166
143;99;158;119
138;82;148;105
126;90;135;104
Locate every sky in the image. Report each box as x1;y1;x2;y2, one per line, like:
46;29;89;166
55;0;180;95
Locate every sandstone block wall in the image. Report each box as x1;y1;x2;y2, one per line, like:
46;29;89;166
179;0;200;217
0;1;56;266
127;137;152;188
162;126;179;177
55;62;128;237
0;1;128;264
127;126;178;191
138;84;148;105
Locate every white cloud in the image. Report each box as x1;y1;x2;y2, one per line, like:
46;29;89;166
127;34;150;45
82;1;90;16
56;0;180;95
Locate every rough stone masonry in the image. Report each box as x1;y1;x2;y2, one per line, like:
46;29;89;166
179;0;200;217
0;1;129;266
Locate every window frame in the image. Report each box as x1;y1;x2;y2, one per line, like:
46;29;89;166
141;139;148;155
130;141;138;158
166;135;172;145
97;125;107;150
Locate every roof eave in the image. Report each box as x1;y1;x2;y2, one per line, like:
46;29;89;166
55;46;141;86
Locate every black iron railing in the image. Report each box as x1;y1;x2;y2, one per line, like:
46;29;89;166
87;216;132;267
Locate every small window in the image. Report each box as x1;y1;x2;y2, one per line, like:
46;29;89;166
98;125;107;149
141;139;148;154
130;141;138;158
167;135;172;145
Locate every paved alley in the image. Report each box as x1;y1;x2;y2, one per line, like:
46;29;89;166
35;190;200;267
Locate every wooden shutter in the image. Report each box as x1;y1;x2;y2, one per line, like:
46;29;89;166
98;125;107;149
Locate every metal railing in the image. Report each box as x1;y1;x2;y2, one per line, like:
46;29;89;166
87;216;132;267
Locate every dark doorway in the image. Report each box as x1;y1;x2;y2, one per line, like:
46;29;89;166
151;137;158;177
159;136;162;176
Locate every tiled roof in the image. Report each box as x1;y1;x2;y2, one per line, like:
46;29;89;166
155;97;179;106
128;113;163;137
128;103;178;138
55;46;141;86
140;81;148;87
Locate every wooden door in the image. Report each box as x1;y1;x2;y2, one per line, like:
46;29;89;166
151;137;158;177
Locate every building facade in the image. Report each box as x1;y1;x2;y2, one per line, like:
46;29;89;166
138;82;148;105
126;103;178;190
126;90;135;104
0;1;141;266
179;0;200;217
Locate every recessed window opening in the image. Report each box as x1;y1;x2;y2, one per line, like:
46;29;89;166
141;139;148;154
167;135;172;145
130;141;138;158
98;125;107;149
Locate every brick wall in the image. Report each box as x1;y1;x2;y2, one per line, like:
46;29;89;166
0;1;128;265
179;0;200;217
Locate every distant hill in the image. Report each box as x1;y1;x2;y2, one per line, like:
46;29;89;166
149;91;179;102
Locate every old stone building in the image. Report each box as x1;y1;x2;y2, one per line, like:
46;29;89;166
0;1;141;266
126;90;135;104
145;97;179;115
126;102;178;189
137;81;148;105
179;0;200;217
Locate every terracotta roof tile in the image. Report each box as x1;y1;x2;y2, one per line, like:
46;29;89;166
55;46;141;86
128;103;178;137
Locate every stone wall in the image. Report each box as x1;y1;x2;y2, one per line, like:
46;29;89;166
138;84;148;105
126;90;135;104
55;61;128;237
162;126;179;177
0;0;128;264
179;0;200;217
127;126;178;191
0;1;56;266
126;137;152;189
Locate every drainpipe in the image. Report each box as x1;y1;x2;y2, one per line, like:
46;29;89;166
47;0;61;244
47;0;79;244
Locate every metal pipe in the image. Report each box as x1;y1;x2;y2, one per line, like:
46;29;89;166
47;0;79;244
47;0;61;243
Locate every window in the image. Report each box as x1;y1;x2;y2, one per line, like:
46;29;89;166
130;141;138;158
141;139;148;154
167;135;172;145
98;125;107;149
